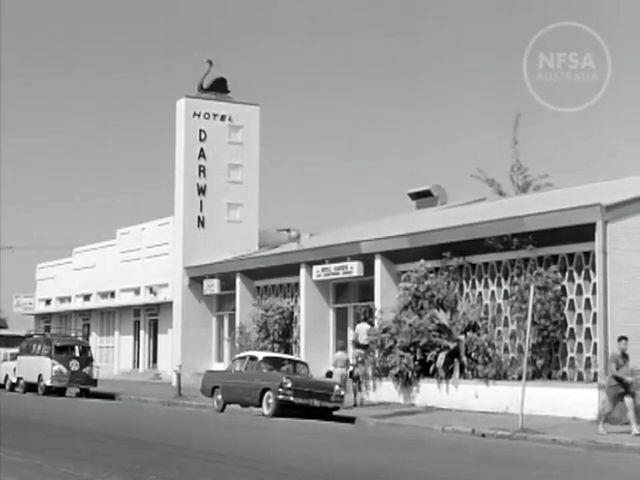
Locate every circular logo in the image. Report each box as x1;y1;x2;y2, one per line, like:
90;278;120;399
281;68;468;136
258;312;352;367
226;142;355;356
69;359;80;371
523;22;612;112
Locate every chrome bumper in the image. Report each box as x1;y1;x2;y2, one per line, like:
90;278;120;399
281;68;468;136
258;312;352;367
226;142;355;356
277;394;343;409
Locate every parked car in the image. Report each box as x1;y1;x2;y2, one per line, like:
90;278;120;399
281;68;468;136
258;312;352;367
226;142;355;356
0;330;27;363
200;351;345;418
1;352;19;391
13;332;98;397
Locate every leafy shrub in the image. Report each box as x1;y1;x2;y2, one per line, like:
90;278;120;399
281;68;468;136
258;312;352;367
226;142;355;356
249;297;299;355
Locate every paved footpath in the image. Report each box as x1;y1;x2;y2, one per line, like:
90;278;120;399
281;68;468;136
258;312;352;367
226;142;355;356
96;378;640;454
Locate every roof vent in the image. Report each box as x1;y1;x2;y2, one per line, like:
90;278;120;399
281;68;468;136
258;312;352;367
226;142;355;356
407;184;448;210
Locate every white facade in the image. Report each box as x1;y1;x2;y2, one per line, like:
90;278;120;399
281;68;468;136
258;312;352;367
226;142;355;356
33;217;173;378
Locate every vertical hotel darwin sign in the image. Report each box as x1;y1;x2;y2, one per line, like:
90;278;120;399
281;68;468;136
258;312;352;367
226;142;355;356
192;110;233;230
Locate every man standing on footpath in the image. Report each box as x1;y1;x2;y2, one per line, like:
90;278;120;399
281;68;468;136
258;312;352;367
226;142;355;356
599;335;640;436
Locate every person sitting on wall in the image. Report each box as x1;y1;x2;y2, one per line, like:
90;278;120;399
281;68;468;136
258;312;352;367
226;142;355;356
598;335;640;436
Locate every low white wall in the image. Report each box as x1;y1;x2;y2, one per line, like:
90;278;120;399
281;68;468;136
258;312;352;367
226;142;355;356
366;379;599;420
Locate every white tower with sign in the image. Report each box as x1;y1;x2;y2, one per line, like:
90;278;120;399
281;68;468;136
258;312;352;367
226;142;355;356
172;89;260;381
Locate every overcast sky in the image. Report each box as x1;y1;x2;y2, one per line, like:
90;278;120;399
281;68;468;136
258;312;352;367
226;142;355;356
2;0;639;328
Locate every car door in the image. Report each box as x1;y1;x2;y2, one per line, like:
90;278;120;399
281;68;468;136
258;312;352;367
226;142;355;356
236;355;260;406
223;356;248;403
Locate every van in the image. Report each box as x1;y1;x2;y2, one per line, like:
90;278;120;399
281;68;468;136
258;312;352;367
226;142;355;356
14;332;98;396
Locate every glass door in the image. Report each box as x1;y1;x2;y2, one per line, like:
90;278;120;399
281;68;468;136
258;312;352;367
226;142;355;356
213;312;236;369
333;303;374;361
147;317;159;370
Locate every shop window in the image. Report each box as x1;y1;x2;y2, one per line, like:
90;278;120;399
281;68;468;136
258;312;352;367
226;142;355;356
227;163;243;183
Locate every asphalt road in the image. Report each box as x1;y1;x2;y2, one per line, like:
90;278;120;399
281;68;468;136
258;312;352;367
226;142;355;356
1;391;639;480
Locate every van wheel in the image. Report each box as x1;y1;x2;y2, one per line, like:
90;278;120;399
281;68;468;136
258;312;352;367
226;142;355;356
212;388;226;413
79;388;90;398
37;376;49;396
261;389;281;418
56;388;67;397
4;375;14;392
16;378;27;394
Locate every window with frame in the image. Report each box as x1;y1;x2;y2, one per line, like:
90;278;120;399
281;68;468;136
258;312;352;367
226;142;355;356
231;357;246;372
244;356;259;371
96;311;116;366
58;314;72;333
226;163;243;183
225;202;243;223
227;124;244;144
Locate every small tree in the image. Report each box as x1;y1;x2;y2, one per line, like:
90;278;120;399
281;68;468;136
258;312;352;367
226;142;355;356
508;266;567;380
472;112;553;197
250;297;299;355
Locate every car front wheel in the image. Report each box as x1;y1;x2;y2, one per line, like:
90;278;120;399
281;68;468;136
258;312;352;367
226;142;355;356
212;388;226;413
4;375;14;392
16;378;27;394
261;390;281;418
37;376;49;396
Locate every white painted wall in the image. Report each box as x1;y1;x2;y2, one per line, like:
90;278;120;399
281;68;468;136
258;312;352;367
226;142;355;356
366;379;599;420
34;217;173;313
607;212;640;367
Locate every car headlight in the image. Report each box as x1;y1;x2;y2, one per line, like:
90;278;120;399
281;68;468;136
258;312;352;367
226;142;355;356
52;361;68;376
334;384;345;396
281;377;293;389
82;365;93;376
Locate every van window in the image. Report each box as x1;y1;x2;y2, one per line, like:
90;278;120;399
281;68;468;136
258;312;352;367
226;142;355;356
53;344;92;357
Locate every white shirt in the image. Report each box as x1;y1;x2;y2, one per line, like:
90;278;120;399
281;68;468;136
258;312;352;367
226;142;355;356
354;321;371;345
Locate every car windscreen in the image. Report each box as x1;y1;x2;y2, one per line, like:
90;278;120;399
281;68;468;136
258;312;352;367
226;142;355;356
53;344;92;357
259;357;310;376
0;335;26;349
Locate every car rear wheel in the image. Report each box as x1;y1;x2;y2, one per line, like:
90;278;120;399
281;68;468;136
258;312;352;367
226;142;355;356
37;376;49;396
212;388;226;413
4;375;14;392
261;389;281;418
16;378;27;394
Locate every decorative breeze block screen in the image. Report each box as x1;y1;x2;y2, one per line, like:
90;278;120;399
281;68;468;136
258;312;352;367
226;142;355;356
460;251;597;382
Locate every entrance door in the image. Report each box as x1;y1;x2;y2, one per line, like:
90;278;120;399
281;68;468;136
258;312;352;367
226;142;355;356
133;319;141;370
213;313;236;369
333;303;374;360
147;317;159;370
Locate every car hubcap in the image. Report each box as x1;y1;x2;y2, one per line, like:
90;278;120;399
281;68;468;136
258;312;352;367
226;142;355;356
213;392;222;409
262;392;273;414
4;378;9;389
38;381;44;395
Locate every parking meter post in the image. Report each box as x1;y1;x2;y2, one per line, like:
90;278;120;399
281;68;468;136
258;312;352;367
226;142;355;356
176;364;182;397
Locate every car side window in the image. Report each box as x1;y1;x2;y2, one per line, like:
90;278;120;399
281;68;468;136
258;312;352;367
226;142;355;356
41;342;52;357
244;356;259;372
231;357;247;372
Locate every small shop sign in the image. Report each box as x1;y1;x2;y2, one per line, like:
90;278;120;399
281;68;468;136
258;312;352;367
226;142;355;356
312;261;364;281
203;278;222;295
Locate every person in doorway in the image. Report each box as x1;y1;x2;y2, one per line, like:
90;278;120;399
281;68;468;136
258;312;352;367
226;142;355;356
598;335;640;436
332;340;350;389
353;316;372;353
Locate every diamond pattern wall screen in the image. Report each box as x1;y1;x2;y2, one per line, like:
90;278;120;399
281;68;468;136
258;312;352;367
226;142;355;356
256;282;301;355
460;250;597;383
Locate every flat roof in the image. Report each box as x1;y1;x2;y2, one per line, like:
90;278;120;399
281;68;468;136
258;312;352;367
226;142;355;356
187;176;640;276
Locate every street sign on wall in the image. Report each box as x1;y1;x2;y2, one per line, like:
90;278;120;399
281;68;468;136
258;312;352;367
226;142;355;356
203;278;222;295
312;261;364;281
12;294;35;314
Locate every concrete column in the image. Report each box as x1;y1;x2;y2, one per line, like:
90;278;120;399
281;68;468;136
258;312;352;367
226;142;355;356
299;263;331;377
114;309;121;375
235;273;256;329
139;312;146;373
595;218;608;382
374;254;399;325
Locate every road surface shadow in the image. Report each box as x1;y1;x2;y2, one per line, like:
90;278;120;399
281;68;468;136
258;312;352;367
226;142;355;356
73;390;118;401
282;408;356;425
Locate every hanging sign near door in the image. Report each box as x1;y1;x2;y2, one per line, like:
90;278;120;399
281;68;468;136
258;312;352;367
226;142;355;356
312;261;364;281
203;278;222;295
